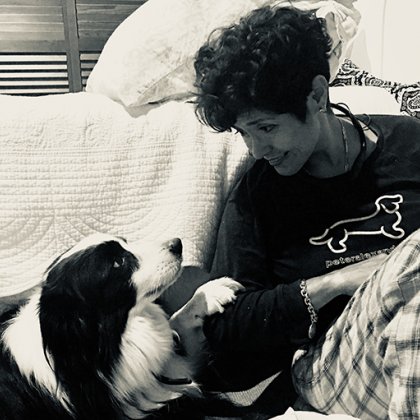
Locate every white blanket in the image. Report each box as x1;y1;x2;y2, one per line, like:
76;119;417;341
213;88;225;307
0;93;250;297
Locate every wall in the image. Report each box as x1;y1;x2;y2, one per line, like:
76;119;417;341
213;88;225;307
349;0;420;83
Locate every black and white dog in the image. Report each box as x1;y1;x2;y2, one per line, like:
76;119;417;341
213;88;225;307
0;233;244;420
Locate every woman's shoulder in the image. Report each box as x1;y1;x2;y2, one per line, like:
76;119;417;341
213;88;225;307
231;159;276;208
243;159;274;188
363;114;420;130
360;114;420;148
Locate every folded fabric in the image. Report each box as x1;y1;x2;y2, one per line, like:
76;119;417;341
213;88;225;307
270;407;359;419
0;93;250;298
86;0;360;110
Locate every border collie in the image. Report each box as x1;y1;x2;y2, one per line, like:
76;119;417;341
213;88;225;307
0;233;244;420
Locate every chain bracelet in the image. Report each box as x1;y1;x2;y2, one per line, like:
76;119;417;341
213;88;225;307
299;279;318;339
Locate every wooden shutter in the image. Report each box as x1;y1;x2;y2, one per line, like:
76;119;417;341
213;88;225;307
0;0;68;95
0;0;147;95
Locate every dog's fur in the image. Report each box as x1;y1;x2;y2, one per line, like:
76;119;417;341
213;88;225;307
0;233;244;420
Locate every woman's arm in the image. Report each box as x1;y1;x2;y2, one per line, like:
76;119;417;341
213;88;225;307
204;253;386;353
205;177;311;353
201;174;386;390
306;254;387;310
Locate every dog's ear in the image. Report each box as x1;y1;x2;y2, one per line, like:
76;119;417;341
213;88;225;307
38;240;139;417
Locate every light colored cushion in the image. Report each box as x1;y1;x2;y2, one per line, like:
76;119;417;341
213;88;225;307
329;85;401;115
86;0;361;110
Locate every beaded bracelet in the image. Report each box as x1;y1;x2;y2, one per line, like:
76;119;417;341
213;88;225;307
299;279;318;339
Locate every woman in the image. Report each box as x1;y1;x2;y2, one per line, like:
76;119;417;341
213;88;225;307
193;5;420;419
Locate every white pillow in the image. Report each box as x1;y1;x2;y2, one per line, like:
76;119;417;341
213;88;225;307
329;86;401;115
86;0;361;110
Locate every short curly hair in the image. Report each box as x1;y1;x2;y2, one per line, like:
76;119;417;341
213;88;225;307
194;5;332;132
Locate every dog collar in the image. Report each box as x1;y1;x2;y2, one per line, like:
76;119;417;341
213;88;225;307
154;373;192;386
153;330;192;386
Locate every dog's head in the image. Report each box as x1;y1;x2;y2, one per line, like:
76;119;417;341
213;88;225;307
42;233;183;307
4;234;195;418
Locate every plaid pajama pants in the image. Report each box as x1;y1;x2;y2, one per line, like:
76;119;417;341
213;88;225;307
292;229;420;420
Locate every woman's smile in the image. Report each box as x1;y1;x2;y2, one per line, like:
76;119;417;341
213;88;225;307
266;150;301;175
266;152;289;167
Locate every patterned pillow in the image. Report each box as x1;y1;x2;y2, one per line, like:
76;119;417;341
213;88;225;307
332;59;420;119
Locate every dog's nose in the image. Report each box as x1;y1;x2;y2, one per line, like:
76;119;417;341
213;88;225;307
166;238;183;257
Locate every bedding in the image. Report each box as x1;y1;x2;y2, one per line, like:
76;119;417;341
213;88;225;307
329;85;400;115
0;93;249;298
86;0;361;111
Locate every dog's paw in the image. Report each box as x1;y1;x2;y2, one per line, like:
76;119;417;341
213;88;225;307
193;277;244;316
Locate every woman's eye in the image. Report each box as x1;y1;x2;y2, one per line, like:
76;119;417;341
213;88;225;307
259;125;275;133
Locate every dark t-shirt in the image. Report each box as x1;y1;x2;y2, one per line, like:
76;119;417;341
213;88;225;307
202;115;420;392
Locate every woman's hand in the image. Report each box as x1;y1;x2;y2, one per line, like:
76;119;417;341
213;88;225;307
330;253;388;296
306;253;388;311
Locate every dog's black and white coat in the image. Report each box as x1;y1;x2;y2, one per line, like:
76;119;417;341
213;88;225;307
0;234;243;420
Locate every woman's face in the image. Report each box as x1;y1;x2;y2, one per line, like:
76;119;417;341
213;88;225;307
234;107;321;176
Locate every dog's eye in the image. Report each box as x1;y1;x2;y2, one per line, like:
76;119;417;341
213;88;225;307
113;256;125;269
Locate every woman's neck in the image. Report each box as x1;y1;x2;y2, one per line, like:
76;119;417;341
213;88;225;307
304;113;376;179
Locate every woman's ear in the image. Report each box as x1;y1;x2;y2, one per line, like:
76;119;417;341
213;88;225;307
309;74;329;112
